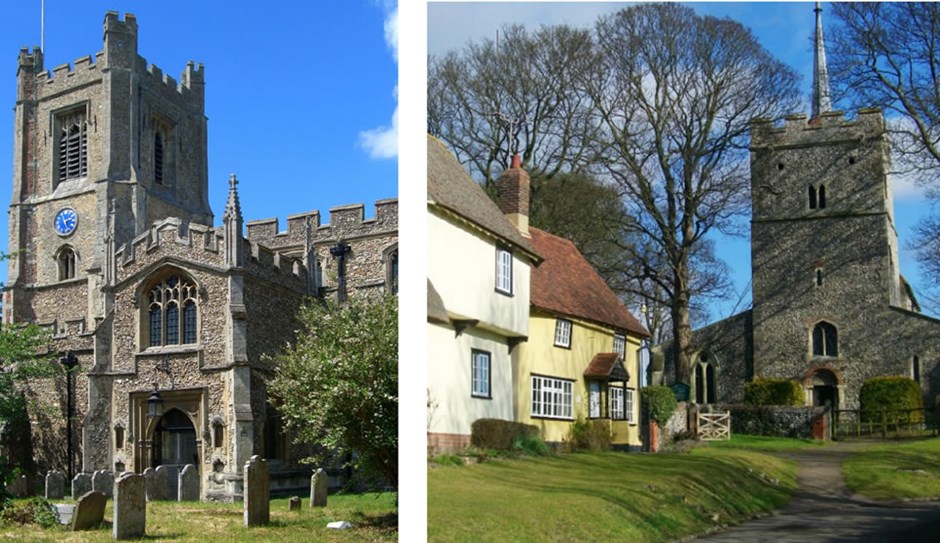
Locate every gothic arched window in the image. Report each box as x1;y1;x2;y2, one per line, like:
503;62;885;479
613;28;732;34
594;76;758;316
154;130;165;185
384;244;398;295
147;273;198;347
808;185;817;209
692;352;718;404
57;247;77;281
812;321;838;357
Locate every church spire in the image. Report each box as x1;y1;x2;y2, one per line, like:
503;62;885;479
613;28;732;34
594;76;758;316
812;2;832;118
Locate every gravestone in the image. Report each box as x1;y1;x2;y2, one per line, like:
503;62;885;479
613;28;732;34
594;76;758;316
152;466;170;501
7;474;28;498
91;470;114;498
310;468;328;507
53;503;75;525
45;470;65;499
178;464;199;501
70;491;106;531
71;473;92;500
289;496;301;511
142;468;155;501
113;473;146;540
243;455;269;527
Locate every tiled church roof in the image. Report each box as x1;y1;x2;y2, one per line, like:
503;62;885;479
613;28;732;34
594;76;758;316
529;227;649;338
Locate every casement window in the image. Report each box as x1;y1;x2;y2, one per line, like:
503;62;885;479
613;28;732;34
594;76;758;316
610;387;624;420
625;389;635;423
554;318;572;348
56;108;88;184
811;321;838;357
613;334;626;355
495;246;512;294
147;273;198;347
471;349;491;398
531;375;573;419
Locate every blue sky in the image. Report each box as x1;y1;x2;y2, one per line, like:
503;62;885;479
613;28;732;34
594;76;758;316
428;2;938;323
0;1;398;285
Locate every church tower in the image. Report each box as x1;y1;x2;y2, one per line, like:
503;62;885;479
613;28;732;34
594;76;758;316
5;11;213;325
748;3;904;407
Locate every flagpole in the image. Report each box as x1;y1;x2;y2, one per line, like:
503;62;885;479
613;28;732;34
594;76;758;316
41;0;45;52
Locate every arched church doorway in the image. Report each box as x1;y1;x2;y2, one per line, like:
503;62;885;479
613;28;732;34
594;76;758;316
811;369;838;407
152;408;198;498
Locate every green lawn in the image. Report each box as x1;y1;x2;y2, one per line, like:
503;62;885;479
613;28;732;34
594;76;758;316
428;447;797;542
0;493;396;542
843;437;940;500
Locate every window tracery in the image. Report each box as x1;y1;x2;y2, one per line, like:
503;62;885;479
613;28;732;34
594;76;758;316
147;274;198;347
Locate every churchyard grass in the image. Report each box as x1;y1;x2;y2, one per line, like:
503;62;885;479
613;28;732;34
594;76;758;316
0;492;396;542
842;437;940;500
428;447;797;542
702;434;832;452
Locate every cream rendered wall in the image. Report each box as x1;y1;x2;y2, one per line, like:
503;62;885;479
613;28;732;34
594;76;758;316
514;310;642;446
427;211;530;337
427;323;515;435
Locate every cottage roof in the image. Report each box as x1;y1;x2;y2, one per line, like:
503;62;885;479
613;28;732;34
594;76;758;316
427;135;539;260
529;227;649;338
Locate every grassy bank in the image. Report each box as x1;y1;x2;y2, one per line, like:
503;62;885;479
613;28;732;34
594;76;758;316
428;444;797;542
702;434;831;452
0;493;396;542
843;437;940;500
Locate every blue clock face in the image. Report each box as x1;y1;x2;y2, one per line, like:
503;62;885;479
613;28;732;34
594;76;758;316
54;208;78;236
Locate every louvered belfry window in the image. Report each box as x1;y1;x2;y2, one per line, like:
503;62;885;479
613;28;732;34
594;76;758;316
154;130;164;184
58;111;88;182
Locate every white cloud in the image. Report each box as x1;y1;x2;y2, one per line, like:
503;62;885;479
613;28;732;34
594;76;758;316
359;3;398;160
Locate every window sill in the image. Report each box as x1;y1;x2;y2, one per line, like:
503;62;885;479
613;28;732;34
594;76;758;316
530;415;575;422
471;393;492;400
494;288;514;297
136;345;202;357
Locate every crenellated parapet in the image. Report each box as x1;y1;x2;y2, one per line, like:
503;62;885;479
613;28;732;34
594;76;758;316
245;241;307;291
246;198;398;252
751;109;886;149
115;218;222;269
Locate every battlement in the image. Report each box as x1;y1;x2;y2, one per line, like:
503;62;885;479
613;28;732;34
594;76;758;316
141;58;204;95
116;217;221;267
247;241;307;281
246;198;397;250
103;11;138;34
751;109;886;148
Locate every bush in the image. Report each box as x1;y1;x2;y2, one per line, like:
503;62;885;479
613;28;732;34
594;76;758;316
859;376;924;423
0;497;57;527
563;418;611;452
512;434;551;456
744;378;804;406
470;418;538;450
641;385;678;426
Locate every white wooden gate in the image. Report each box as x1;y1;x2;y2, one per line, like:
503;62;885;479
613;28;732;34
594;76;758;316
698;411;731;441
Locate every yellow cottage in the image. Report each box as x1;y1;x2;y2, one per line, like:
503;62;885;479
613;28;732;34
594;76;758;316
514;228;650;450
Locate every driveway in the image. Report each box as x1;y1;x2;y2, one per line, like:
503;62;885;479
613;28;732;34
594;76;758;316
695;441;940;542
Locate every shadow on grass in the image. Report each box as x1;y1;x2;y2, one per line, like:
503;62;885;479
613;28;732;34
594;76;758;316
350;510;398;530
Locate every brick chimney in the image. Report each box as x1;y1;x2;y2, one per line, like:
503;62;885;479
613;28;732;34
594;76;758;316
498;154;530;237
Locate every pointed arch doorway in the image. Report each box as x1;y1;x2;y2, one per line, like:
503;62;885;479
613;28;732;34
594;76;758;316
152;408;198;499
804;367;843;409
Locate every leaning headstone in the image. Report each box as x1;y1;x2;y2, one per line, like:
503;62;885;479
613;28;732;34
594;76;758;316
289;496;301;511
243;455;269;527
310;468;328;507
70;491;106;531
54;503;75;525
142;468;155;501
91;470;114;498
178;464;199;501
45;470;65;499
113;473;146;540
151;466;169;501
7;473;28;498
72;473;92;500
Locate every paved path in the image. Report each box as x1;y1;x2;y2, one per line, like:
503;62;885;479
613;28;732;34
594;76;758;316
695;441;940;542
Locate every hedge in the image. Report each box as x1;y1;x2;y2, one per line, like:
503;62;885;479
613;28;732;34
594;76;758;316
858;376;923;423
470;418;539;450
744;377;804;406
641;385;677;426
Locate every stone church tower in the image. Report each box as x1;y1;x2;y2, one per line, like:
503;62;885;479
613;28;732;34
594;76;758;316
659;4;940;410
2;12;398;500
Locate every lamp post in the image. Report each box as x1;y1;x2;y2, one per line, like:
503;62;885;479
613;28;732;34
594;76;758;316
59;351;79;480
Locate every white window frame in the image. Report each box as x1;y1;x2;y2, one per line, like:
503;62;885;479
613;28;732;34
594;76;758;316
625;388;635;423
554;318;572;348
495;247;512;294
531;375;573;420
610;386;624;420
613;334;626;355
471;349;491;398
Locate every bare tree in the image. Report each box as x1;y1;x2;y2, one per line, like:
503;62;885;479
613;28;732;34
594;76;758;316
828;3;940;300
428;24;598;190
586;4;801;383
